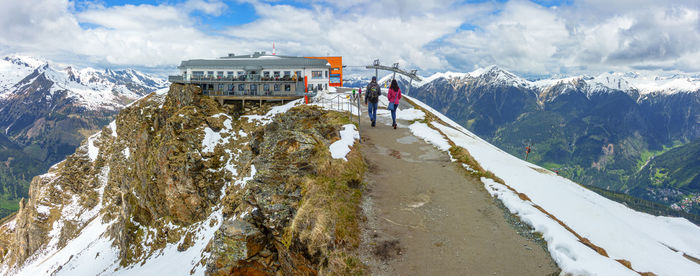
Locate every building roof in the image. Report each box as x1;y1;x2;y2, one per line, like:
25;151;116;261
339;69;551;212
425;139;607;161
178;54;329;70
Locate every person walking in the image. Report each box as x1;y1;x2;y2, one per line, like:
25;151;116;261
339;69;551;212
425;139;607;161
387;79;402;129
365;76;380;127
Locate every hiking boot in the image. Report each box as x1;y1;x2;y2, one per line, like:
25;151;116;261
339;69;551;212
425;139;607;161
393;123;397;129
371;121;376;127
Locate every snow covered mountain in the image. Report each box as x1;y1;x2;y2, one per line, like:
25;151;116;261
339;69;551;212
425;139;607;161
0;55;167;110
0;84;698;275
374;65;700;99
0;55;168;219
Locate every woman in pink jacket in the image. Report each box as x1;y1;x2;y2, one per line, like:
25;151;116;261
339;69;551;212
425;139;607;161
387;79;402;129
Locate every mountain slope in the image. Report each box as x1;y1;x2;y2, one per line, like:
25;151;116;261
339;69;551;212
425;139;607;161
399;66;700;214
632;139;700;210
0;55;167;218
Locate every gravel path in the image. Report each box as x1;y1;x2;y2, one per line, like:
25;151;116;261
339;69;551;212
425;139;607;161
357;102;560;275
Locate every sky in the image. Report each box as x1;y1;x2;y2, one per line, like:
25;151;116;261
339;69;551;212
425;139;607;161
0;0;699;78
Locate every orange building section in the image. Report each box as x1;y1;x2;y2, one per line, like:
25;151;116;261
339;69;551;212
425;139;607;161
305;56;343;87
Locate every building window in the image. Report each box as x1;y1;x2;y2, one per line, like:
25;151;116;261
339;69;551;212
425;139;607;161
325;84;327;90
192;71;204;79
227;71;234;78
217;71;224;79
238;84;245;91
284;71;291;78
273;71;280;79
228;84;234;91
312;71;322;79
274;84;280;91
250;84;257;92
264;84;270;91
284;84;291;92
263;71;270;78
325;70;328;78
295;71;302;81
218;84;224;90
317;84;322;90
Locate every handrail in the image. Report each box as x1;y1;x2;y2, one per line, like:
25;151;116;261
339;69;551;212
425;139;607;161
312;91;362;142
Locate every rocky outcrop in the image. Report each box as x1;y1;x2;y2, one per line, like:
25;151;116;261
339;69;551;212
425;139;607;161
0;83;366;275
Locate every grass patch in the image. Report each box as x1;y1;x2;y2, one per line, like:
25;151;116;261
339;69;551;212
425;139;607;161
449;146;505;184
284;119;368;274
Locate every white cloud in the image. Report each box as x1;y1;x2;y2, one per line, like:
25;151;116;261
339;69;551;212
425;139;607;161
182;0;227;16
439;0;700;74
0;0;698;76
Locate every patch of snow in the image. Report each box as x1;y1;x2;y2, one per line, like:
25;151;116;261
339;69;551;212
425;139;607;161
201;114;234;153
16;217;116;276
481;177;636;275
108;121;118;137
114;209;228;275
243;99;302;125
4;219;16;231
86;132;101;162
234;165;256;188
329;124;359;161
223;150;238;177
35;205;51;216
408;122;451;152
396;108;425;121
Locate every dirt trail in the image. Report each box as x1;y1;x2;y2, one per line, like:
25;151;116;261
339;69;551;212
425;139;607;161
357;102;559;275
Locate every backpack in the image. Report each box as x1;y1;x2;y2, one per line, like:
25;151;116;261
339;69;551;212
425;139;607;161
367;83;379;102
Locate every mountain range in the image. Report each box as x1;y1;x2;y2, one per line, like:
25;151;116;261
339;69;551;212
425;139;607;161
379;66;700;216
0;55;167;218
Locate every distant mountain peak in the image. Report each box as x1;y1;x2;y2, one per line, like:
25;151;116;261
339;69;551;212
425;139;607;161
1;54;48;69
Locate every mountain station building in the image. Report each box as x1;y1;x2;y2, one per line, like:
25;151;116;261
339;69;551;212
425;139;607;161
169;52;342;104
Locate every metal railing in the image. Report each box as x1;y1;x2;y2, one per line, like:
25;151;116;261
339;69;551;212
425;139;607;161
168;75;302;83
202;90;303;97
312;91;362;142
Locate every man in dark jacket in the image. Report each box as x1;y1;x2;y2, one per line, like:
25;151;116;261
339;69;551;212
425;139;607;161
364;76;380;127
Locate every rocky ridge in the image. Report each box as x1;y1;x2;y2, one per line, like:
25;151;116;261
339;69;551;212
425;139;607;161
0;84;365;275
